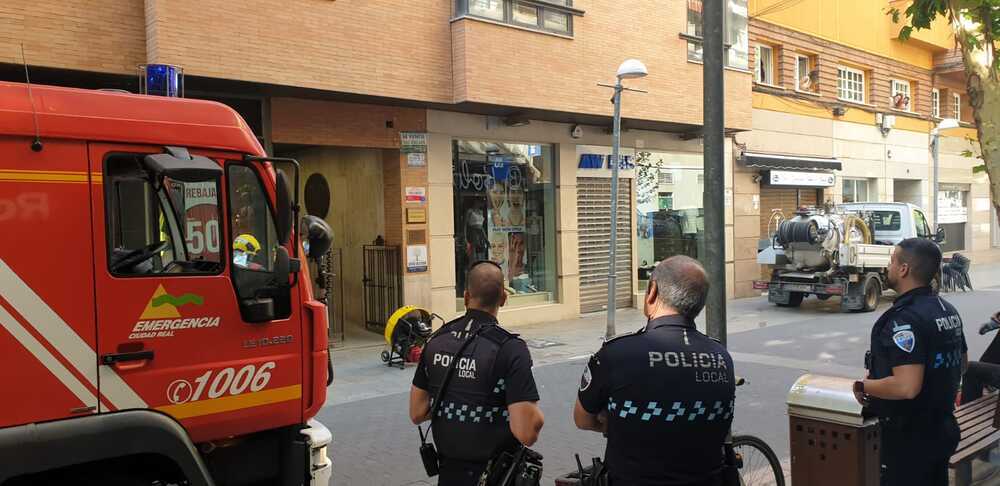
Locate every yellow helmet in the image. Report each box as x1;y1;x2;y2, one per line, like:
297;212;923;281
234;234;261;256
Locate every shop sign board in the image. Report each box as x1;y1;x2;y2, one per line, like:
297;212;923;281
400;132;428;154
405;186;426;204
407;152;426;167
406;208;427;224
938;207;968;224
769;170;835;187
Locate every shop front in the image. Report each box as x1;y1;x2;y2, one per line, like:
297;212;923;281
573;146;636;314
741;152;839;238
425;110;728;327
633;151;706;292
451;140;558;310
740;152;839;279
938;183;970;253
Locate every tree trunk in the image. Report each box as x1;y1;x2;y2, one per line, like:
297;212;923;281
959;45;1000;227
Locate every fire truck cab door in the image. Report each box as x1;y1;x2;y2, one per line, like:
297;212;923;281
90;144;302;441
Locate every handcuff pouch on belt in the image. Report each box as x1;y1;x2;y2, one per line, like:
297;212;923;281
479;445;543;486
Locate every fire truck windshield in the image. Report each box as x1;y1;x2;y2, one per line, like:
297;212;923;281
105;154;223;275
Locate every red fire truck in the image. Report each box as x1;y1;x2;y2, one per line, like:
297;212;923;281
0;81;333;485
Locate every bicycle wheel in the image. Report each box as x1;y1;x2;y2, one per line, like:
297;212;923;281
732;435;785;486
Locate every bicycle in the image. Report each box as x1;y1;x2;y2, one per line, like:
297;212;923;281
731;377;786;486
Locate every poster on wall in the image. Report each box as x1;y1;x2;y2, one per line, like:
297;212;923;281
180;180;220;261
486;155;526;233
484;154;530;287
405;186;427;204
407;152;427;167
406;244;428;273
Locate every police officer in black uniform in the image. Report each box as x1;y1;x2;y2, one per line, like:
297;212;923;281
574;256;735;486
854;238;967;486
410;261;545;486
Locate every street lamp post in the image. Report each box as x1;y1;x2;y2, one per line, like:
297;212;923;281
603;59;647;339
931;118;960;230
703;0;726;344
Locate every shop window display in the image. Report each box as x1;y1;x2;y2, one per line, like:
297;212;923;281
453;140;557;307
635;152;705;283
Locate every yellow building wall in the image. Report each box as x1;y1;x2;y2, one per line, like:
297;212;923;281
749;0;952;69
751;92;979;140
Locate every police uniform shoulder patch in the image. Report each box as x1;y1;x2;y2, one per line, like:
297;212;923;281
602;328;644;346
891;321;916;353
480;324;517;345
580;363;593;391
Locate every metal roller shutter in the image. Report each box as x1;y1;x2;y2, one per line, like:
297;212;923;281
578;177;633;314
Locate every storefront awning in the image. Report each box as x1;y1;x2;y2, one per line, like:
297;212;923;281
740;152;841;171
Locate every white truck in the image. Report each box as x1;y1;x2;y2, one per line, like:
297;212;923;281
755;202;945;312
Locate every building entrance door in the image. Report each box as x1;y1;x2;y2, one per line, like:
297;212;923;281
282;146;387;343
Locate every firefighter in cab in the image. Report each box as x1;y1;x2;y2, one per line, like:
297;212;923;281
409;260;545;486
233;234;264;270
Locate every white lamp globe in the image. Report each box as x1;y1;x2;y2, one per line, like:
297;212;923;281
616;59;648;80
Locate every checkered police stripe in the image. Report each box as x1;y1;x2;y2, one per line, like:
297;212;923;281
608;398;734;422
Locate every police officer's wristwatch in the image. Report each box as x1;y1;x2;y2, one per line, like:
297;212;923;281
853;380;868;404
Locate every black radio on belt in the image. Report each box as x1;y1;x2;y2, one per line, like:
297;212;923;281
419;438;440;477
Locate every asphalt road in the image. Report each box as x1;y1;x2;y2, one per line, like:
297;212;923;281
316;287;1000;486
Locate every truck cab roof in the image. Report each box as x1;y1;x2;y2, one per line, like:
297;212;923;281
0;81;263;155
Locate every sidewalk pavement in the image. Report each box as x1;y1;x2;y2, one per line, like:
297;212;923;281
325;261;1000;485
327;260;1000;407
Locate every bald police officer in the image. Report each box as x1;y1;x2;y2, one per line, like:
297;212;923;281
410;261;545;486
574;256;736;486
854;238;967;486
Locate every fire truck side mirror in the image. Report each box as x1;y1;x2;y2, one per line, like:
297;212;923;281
274;246;291;285
275;170;293;245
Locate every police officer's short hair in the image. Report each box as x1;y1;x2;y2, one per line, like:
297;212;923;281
650;256;709;320
467;260;505;308
896;238;942;286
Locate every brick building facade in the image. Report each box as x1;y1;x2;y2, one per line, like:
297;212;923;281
0;0;755;340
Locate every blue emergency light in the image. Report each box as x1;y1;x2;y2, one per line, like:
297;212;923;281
138;64;184;97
